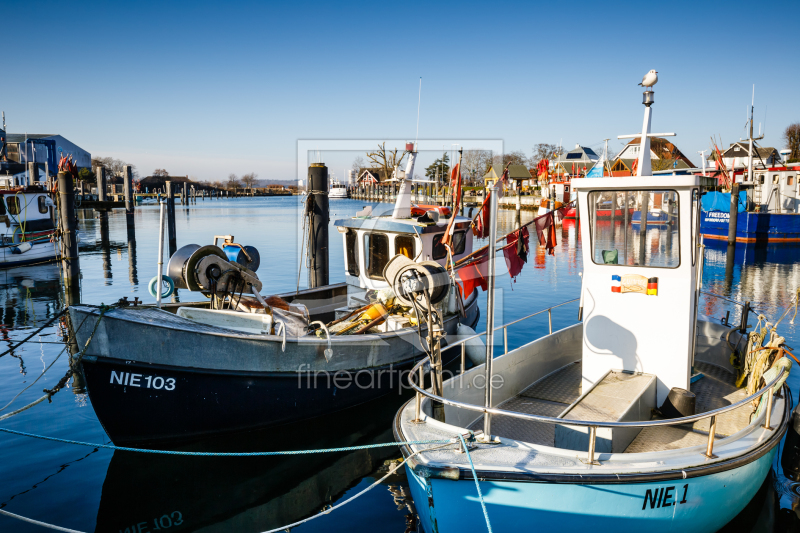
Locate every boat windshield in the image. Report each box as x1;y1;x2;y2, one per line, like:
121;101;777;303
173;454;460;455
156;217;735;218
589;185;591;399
588;189;680;268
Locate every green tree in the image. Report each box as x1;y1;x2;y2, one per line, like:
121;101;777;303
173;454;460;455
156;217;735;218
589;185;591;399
424;153;450;183
78;167;96;184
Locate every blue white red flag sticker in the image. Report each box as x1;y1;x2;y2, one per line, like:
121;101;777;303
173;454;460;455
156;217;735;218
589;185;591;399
611;274;658;295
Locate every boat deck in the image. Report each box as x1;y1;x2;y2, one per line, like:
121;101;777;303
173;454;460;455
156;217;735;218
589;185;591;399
468;361;751;452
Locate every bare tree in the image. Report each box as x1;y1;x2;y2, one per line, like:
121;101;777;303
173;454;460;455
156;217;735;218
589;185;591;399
92;156;139;180
462;149;493;185
366;143;407;183
351;156;365;174
784;123;800;162
531;143;561;166
152;168;169;177
491;150;528;170
226;173;241;190
241;172;258;191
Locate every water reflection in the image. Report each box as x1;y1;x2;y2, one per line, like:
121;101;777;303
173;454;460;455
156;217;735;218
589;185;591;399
94;392;413;533
99;212;112;284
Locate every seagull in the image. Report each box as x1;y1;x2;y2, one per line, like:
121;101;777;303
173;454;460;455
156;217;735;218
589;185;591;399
639;70;658;87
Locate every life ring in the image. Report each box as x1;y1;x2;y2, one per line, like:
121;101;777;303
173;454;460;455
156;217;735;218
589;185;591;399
148;275;175;298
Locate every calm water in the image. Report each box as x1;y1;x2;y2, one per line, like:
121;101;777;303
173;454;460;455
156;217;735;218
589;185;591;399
0;196;797;532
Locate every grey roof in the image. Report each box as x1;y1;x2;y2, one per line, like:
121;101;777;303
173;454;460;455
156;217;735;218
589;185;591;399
6;134;56;143
555;145;598;164
720;142;778;159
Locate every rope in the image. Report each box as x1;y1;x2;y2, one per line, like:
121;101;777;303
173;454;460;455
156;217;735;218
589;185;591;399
458;434;493;533
0;440;460;533
0;345;67;412
0;428;452;456
0;306;108;422
736;314;768;388
0;509;84;533
258;442;450;533
0;309;66;359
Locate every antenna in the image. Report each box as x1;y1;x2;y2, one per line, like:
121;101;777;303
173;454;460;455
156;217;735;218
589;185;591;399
415;77;422;149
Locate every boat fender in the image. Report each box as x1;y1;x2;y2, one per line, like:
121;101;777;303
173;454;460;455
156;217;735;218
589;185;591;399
446;284;458;315
658;387;696;418
11;242;32;254
456;324;485;366
781;402;800;482
148;275;175;298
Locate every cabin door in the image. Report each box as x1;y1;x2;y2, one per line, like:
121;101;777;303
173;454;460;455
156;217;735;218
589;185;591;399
563;185;570;204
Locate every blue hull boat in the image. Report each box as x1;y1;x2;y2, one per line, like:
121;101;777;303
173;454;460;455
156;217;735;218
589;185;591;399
701;210;800;243
403;444;778;533
395;88;793;532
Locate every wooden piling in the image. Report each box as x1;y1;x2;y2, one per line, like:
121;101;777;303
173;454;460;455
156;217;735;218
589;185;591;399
307;163;330;288
58;172;80;305
123;165;134;212
97;166;106;202
727;183;740;246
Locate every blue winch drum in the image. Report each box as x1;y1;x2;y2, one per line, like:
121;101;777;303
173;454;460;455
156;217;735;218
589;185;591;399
223;245;260;271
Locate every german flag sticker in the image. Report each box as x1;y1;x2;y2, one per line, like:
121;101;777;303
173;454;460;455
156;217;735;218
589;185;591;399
646;277;658;296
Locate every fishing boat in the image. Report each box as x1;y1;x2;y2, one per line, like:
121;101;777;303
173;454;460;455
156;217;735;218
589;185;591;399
68;145;481;445
700;165;800;242
329;178;349;199
699;94;800;242
0;162;58;268
394;86;793;532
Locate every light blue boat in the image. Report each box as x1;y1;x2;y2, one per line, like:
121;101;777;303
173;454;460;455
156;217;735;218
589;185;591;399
394;86;792;532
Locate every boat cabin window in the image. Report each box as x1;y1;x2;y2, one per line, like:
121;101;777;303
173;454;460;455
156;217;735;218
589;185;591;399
0;199;5;216
787;176;794;186
6;196;19;215
38;196;48;214
431;231;467;260
395;235;415;259
364;233;389;280
345;230;359;277
588;190;680;269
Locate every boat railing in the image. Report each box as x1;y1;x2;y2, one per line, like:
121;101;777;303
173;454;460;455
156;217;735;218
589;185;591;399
412;298;786;464
441;298;580;374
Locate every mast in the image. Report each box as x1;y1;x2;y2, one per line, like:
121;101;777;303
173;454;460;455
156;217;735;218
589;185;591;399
636;91;654;176
392;143;417;219
747;86;754;185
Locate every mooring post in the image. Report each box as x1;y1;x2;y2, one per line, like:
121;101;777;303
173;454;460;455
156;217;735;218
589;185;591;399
28;162;37;186
123;165;134;212
727;183;740;246
307;163;329;288
58;171;80;305
97;166;106;202
123;165;135;241
165;180;177;256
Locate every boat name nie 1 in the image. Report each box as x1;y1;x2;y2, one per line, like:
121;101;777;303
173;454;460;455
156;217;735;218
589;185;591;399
642;484;689;510
110;371;176;391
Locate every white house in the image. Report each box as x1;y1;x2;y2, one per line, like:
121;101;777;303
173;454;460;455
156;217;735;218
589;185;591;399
712;141;780;172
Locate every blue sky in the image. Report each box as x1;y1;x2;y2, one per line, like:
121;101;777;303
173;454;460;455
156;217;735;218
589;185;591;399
2;0;798;181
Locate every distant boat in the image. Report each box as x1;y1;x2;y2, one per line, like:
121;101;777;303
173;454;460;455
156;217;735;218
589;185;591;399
329;179;349;199
0;169;58;268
